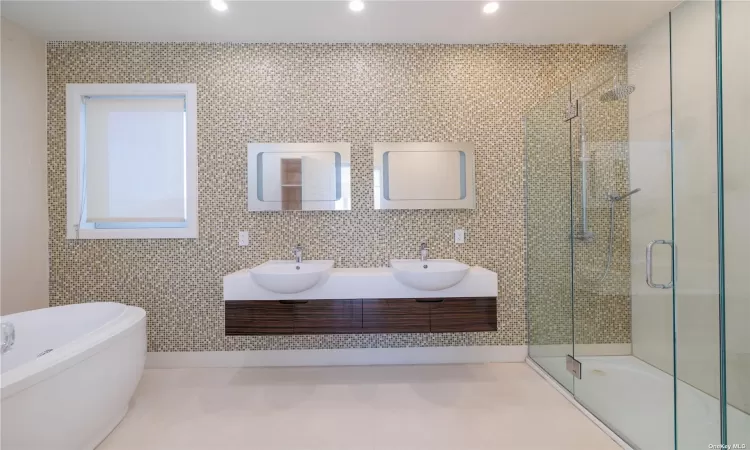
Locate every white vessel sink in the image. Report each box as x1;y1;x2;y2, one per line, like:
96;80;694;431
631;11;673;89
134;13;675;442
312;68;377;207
389;259;470;291
249;260;334;294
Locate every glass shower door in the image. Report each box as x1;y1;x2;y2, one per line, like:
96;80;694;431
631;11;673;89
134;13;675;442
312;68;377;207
720;0;750;445
569;49;678;449
525;84;576;392
673;0;750;447
670;1;725;447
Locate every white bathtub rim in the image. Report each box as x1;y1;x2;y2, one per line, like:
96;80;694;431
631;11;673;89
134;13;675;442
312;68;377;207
1;303;146;399
1;303;145;397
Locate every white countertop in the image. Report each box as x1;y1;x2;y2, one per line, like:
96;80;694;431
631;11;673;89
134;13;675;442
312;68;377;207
223;266;498;301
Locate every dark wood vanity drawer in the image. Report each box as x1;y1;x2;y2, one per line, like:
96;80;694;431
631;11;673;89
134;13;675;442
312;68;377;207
226;297;498;335
362;299;431;333
429;297;497;333
294;300;362;334
225;301;294;335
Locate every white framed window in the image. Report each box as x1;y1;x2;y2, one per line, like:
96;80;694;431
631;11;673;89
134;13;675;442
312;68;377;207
65;83;198;239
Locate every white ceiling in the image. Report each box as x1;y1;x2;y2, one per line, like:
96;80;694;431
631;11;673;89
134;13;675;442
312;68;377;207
1;0;679;44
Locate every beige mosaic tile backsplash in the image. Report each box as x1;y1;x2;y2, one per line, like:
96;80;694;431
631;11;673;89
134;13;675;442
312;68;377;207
47;42;628;352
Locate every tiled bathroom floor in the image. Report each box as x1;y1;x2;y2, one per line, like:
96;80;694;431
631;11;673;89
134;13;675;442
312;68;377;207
97;362;621;450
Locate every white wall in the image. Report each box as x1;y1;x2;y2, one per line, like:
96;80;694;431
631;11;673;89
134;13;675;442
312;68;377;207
628;0;749;418
0;18;49;315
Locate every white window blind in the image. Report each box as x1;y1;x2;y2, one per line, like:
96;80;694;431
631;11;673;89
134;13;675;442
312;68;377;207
84;96;186;223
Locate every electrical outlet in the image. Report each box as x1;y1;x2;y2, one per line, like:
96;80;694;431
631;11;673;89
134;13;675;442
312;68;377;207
454;229;465;244
239;231;249;246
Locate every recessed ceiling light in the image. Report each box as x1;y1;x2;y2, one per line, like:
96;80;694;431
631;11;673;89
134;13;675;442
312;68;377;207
210;0;228;12
349;0;365;13
483;2;500;14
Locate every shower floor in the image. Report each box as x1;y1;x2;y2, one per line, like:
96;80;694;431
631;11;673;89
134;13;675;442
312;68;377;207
532;355;750;450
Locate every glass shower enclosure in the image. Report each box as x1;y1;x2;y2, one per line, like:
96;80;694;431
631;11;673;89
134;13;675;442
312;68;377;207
525;1;749;449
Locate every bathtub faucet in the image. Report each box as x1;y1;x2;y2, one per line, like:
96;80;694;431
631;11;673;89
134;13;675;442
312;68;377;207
1;322;15;354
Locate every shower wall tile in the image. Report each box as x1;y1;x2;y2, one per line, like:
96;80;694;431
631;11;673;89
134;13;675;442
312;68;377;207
571;52;633;345
525;85;576;348
46;42;628;352
526;50;632;347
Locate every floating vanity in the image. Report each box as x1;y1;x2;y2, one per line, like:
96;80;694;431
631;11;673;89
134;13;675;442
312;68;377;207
223;259;498;335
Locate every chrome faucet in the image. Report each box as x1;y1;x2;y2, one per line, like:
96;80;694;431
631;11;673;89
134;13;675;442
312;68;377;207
419;241;429;262
292;244;303;263
1;322;15;355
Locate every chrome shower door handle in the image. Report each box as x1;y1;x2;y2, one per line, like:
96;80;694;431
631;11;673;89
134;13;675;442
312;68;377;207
646;239;674;289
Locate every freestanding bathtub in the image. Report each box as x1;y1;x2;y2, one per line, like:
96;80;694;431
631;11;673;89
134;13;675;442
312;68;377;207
1;302;146;450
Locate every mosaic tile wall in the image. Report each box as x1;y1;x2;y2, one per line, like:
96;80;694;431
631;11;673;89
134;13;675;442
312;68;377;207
46;42;628;352
526;51;632;346
570;55;632;345
525;84;576;347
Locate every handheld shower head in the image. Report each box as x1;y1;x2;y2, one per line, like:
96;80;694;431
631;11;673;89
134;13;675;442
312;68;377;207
610;188;641;202
600;76;636;102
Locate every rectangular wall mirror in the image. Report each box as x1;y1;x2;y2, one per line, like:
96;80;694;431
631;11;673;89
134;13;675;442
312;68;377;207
248;143;351;211
373;142;476;210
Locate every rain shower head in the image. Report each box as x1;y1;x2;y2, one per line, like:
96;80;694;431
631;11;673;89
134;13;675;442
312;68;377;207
600;76;636;102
